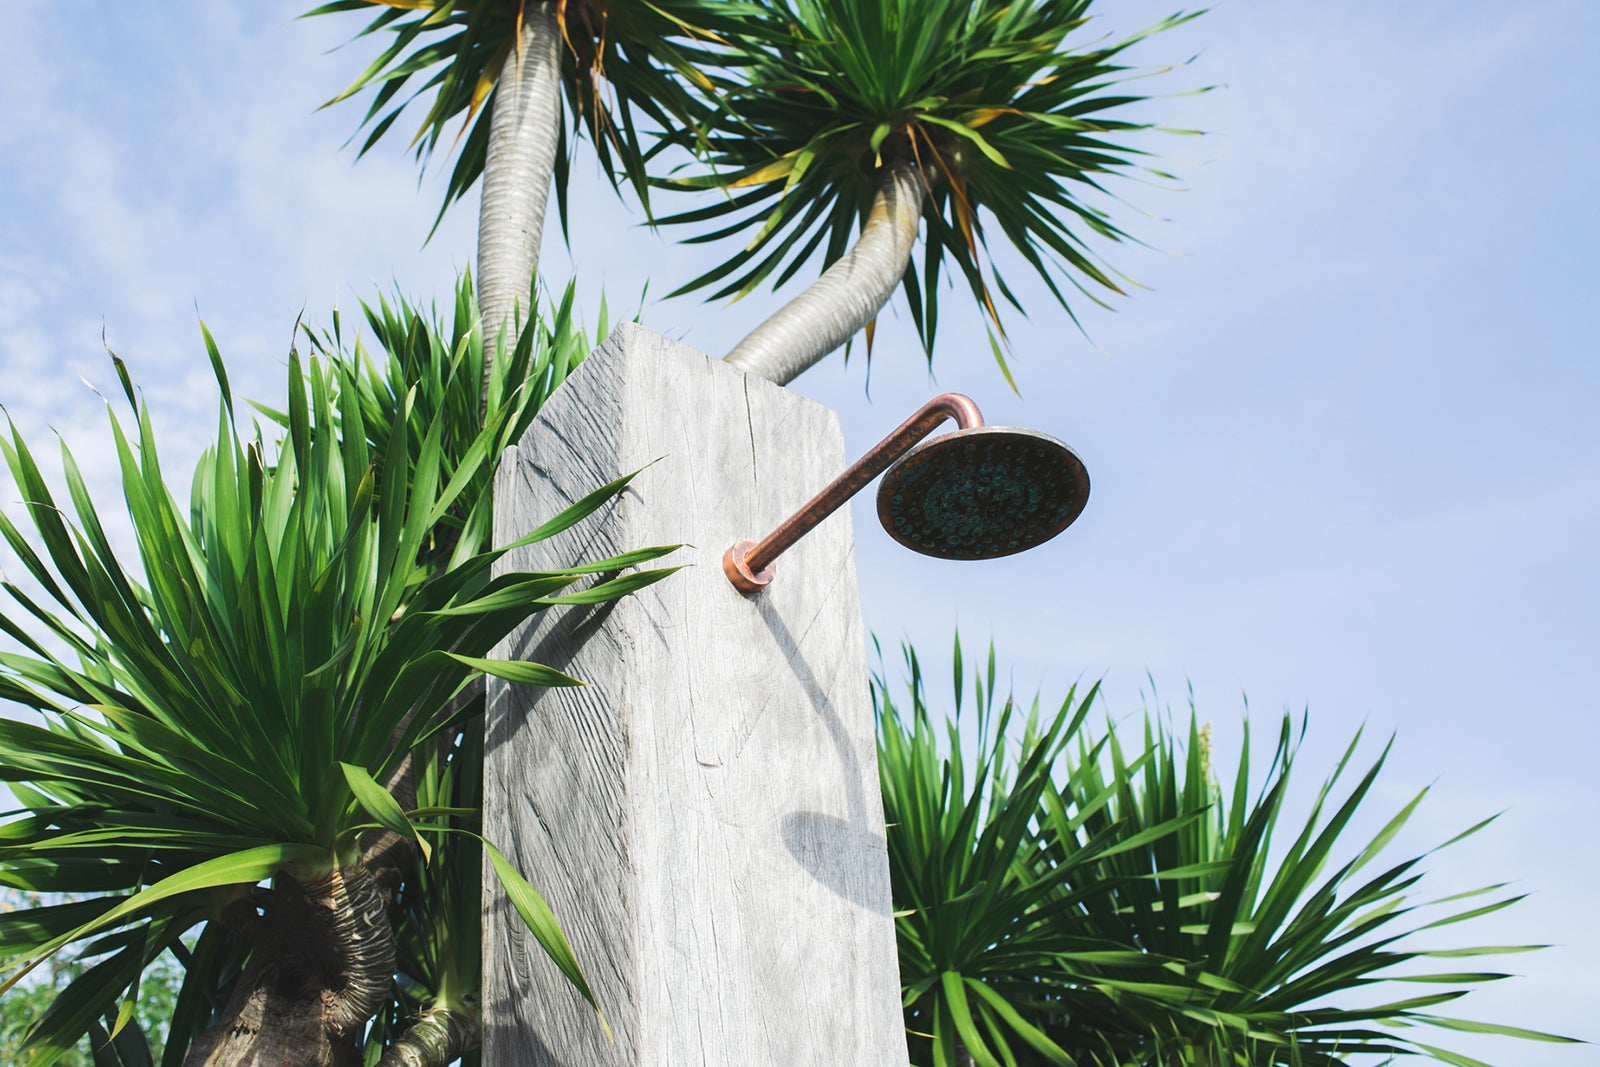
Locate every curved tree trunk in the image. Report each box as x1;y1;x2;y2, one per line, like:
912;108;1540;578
724;161;925;386
186;865;396;1067
477;2;563;412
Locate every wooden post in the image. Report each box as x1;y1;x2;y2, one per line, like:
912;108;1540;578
483;324;908;1065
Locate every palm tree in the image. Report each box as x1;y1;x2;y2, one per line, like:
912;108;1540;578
314;2;1206;391
659;0;1203;386
875;637;1579;1066
0;287;675;1065
309;0;752;403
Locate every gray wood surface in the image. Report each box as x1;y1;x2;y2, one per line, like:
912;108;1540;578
483;323;908;1066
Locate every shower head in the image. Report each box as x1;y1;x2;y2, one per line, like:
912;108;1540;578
724;393;1090;594
877;426;1088;560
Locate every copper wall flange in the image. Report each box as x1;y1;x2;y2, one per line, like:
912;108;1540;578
722;539;775;594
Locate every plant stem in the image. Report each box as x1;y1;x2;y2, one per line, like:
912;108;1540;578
374;1004;480;1067
724;161;925;386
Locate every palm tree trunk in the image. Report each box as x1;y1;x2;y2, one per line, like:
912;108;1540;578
476;2;563;411
186;865;396;1067
724;161;925;386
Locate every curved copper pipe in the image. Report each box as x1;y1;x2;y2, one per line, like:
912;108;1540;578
723;393;984;593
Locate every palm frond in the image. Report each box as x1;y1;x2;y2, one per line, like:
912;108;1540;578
307;0;761;230
660;0;1206;377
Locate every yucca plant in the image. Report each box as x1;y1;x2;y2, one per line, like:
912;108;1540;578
877;637;1205;1067
0;293;675;1063
1052;711;1580;1065
661;0;1203;386
875;637;1579;1067
308;0;756;387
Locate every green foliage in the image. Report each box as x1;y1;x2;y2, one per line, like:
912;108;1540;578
660;0;1204;379
308;275;636;1059
0;895;184;1066
309;1;1211;385
879;638;1206;1066
1;969;91;1066
0;280;674;1062
272;270;603;573
307;0;761;231
875;636;1579;1066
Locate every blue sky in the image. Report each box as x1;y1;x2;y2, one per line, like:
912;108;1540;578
2;2;1595;1061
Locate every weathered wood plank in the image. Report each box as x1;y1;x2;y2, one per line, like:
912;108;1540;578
483;323;907;1066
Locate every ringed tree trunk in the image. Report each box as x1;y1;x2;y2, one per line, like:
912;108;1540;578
186;864;396;1067
724;160;926;386
374;1005;480;1067
477;1;564;411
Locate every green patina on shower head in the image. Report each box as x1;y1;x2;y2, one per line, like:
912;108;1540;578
876;426;1089;560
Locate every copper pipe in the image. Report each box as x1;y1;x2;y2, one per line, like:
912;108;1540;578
723;393;984;593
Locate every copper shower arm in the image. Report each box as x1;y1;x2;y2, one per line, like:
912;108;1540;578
724;393;984;594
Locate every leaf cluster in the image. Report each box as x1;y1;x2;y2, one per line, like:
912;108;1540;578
0;283;670;1062
308;0;762;233
658;0;1204;379
876;637;1579;1066
313;2;1208;385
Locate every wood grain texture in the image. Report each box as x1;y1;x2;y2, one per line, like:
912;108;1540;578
483;323;908;1066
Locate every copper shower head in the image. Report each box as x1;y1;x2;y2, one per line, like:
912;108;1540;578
877;426;1088;560
724;393;1089;594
